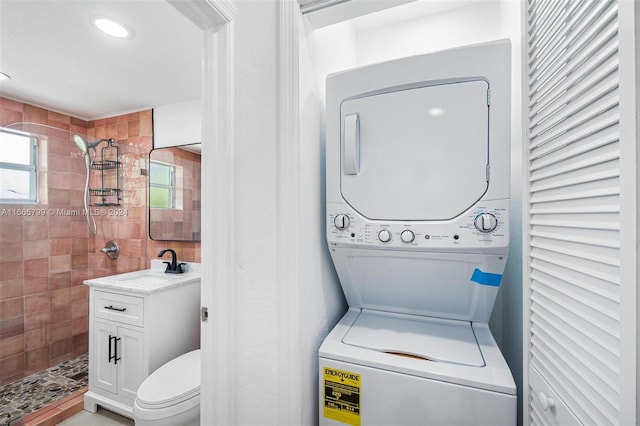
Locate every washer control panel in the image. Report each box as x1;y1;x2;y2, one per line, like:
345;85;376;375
327;199;508;251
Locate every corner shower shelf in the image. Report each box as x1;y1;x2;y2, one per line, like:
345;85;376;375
89;141;122;207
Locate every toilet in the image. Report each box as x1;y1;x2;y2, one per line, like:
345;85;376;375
133;349;201;426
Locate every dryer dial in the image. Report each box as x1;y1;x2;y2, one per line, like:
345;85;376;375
401;230;415;243
474;212;498;233
378;229;392;243
334;214;350;230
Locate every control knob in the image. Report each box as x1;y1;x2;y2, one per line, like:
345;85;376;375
400;230;415;243
474;212;498;233
378;229;391;243
333;214;350;230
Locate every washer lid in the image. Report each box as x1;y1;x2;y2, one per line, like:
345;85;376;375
340;80;489;221
136;349;201;408
342;311;485;367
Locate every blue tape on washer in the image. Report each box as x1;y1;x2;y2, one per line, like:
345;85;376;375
471;268;503;287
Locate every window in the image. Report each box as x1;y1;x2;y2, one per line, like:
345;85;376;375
149;160;174;208
0;129;38;203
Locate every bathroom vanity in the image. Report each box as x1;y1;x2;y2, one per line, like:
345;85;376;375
83;261;201;419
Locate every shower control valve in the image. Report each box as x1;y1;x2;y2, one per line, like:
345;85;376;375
474;212;498;233
334;214;350;230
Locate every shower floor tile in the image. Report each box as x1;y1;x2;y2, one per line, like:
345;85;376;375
0;353;88;426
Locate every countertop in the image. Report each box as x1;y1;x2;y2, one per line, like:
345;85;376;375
84;260;201;295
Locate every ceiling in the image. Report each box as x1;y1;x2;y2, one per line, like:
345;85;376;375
0;1;203;121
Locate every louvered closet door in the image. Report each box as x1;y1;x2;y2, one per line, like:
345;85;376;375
527;0;624;425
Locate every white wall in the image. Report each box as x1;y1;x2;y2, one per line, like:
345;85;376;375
298;15;353;424
228;2;347;424
233;2;280;423
354;1;504;65
153;98;202;148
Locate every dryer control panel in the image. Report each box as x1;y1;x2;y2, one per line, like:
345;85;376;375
327;199;508;253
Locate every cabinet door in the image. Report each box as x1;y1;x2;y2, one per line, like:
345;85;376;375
93;321;118;394
117;325;146;401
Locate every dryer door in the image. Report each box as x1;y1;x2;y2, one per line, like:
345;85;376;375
340;80;489;221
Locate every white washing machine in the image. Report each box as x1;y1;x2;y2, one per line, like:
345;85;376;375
319;40;515;426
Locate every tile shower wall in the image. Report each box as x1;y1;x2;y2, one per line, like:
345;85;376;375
0;98;200;385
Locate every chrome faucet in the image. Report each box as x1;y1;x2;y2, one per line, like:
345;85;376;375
157;248;186;274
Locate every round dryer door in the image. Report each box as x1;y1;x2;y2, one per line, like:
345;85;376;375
340;80;489;221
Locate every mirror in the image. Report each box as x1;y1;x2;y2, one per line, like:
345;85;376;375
149;143;201;241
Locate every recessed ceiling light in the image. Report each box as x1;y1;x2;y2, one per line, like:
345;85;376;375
92;16;132;39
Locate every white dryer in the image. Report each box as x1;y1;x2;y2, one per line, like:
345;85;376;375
319;40;515;426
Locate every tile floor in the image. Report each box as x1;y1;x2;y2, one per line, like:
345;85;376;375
58;408;133;426
0;354;88;426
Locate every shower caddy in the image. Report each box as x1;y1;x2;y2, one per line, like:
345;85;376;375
90;140;121;206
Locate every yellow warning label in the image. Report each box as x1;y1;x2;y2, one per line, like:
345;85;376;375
323;367;361;426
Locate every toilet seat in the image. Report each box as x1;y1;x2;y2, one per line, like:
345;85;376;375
135;349;200;409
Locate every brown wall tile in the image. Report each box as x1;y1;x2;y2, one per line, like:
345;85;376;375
0;279;23;300
24;277;48;295
25;258;49;278
50;238;71;256
25;347;49;374
0;261;23;281
50;321;72;342
24;240;50;259
50;272;71;291
0;334;24;358
50;337;72;359
24;221;48;241
0;353;25;379
0;298;24;320
26;326;50;351
0;316;24;339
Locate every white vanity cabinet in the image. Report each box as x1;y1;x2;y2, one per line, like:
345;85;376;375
83;264;201;419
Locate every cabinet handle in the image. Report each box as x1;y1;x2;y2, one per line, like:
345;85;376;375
104;305;127;312
108;334;114;363
108;335;122;364
114;336;121;365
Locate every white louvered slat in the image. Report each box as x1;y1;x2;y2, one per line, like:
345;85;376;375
528;1;614;94
530;258;619;302
530;137;619;177
529;177;619;204
529;224;619;247
529;197;619;216
529;88;618;147
527;0;622;424
531;336;618;424
530;108;618;156
531;312;620;376
531;323;620;409
530;159;620;192
529;50;618;129
527;0;571;57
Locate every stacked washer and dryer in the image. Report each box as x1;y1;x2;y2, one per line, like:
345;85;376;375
319;40;516;425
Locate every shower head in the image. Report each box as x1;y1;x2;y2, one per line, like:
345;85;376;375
73;135;89;155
